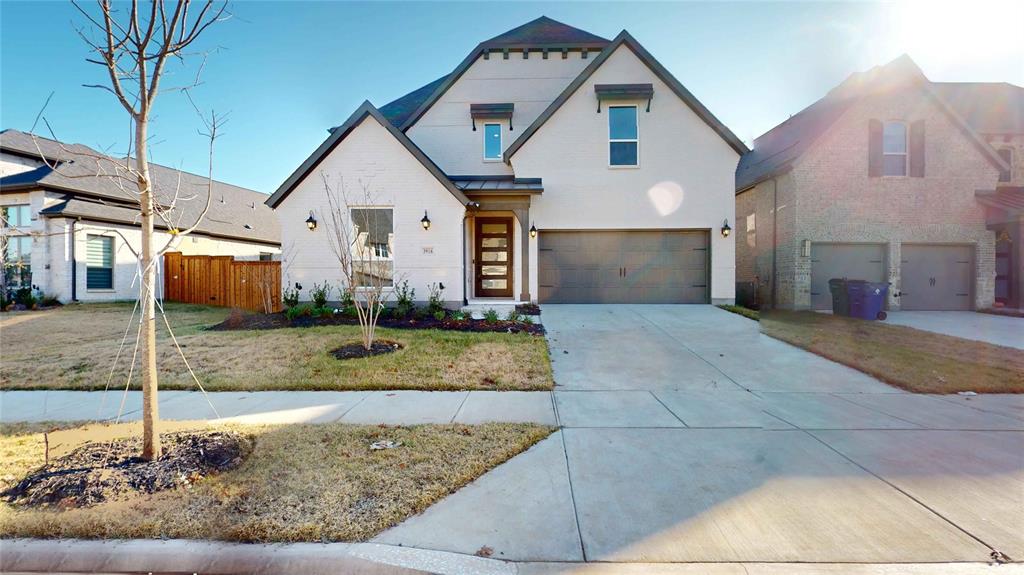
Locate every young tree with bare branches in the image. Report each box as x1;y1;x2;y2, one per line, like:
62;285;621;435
322;175;397;350
70;0;229;460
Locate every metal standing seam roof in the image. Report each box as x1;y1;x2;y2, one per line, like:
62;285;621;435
450;176;543;192
976;187;1024;215
0;129;280;245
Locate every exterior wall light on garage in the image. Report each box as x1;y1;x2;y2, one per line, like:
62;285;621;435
530;223;537;238
721;219;731;238
421;210;431;230
305;211;317;231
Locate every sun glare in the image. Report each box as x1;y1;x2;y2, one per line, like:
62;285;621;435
894;0;1024;66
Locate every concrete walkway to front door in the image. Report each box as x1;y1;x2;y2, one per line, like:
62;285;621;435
375;305;1024;565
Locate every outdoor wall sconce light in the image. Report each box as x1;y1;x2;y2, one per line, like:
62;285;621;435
530;223;537;238
721;219;731;237
421;210;431;230
305;211;317;231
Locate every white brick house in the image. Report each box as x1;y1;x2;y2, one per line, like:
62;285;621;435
0;130;281;303
268;17;746;306
735;55;1023;312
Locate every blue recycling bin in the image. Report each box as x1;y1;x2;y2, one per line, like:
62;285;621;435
846;280;889;321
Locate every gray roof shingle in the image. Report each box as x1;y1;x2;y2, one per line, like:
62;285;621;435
0;129;280;245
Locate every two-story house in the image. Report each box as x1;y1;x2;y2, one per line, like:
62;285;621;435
0;130;281;302
267;17;746;306
735;55;1023;313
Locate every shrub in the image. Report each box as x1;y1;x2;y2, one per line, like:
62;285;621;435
314;306;334;318
505;309;521;323
282;285;300;309
394;280;415;318
433;309;446;321
0;292;7;311
38;293;61;307
285;303;314;322
14;287;35;308
451;310;467;321
310;282;332;308
483;308;499;323
520;315;534;325
426;282;445;315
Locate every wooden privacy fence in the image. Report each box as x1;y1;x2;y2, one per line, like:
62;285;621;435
163;252;281;313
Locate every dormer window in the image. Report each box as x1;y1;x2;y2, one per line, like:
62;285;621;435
484;123;502;161
882;121;907;176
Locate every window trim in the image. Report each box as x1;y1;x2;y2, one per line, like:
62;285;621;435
483;123;502;162
349;206;395;290
882;120;908;177
1;204;31;228
85;234;115;291
608;105;640;168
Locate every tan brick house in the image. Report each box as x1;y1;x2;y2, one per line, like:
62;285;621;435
735;55;1023;312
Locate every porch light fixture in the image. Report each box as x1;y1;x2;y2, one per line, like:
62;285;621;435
421;210;431;230
530;223;537;238
305;211;317;231
721;219;731;238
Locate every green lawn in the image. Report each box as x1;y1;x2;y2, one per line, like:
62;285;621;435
761;311;1024;394
0;303;553;391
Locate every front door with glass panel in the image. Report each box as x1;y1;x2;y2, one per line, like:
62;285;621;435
475;217;513;298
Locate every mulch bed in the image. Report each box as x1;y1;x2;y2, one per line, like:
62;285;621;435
331;340;402;360
2;431;252;509
210;309;545;335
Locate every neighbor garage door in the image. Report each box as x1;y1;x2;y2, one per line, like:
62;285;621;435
900;244;973;310
810;243;886;310
538;230;708;303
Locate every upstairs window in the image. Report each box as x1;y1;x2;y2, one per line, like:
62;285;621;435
745;213;756;248
484;123;502;160
1;204;30;227
998;148;1013;182
86;234;114;290
608;106;639;166
882;121;907;176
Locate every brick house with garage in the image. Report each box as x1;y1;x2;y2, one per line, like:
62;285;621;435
735;54;1023;312
268;17;745;307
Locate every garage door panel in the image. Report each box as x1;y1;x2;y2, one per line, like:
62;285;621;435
538;231;708;304
900;245;973;310
810;244;886;310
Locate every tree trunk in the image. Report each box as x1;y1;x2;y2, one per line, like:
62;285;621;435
137;119;162;461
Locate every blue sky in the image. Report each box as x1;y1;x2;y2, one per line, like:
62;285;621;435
2;1;1022;194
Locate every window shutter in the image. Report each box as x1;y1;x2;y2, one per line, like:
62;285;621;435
868;119;883;177
909;120;925;177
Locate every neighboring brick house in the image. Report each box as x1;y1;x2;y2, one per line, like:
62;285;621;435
735;55;1022;312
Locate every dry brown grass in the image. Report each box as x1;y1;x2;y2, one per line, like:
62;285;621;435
0;420;553;542
761;311;1024;394
0;303;553;391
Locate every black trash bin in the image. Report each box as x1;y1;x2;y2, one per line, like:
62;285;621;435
828;278;849;316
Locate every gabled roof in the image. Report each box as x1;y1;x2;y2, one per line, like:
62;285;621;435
397;16;611;132
502;30;748;161
931;82;1024;135
735;55;1013;193
379;74;451;129
266;101;470;209
0;129;280;245
479;16;609;49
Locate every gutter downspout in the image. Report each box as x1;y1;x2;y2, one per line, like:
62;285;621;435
70;218;78;301
771;178;778;309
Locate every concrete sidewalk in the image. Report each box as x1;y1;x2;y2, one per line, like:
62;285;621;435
0;389;557;426
883;310;1024;349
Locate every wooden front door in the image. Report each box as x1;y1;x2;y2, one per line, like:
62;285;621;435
475;217;514;298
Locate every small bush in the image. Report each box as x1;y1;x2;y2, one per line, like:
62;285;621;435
14;287;36;308
520;315;534;325
426;282;445;315
38;293;61;307
505;309;521;323
451;310;467;321
310;282;332;308
483;308;499;323
314;306;334;318
282;285;300;309
0;292;8;310
285;303;314;321
433;309;446;321
339;288;354;308
394;280;415;318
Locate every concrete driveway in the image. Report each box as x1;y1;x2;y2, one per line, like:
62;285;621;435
377;305;1024;565
884;310;1024;350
